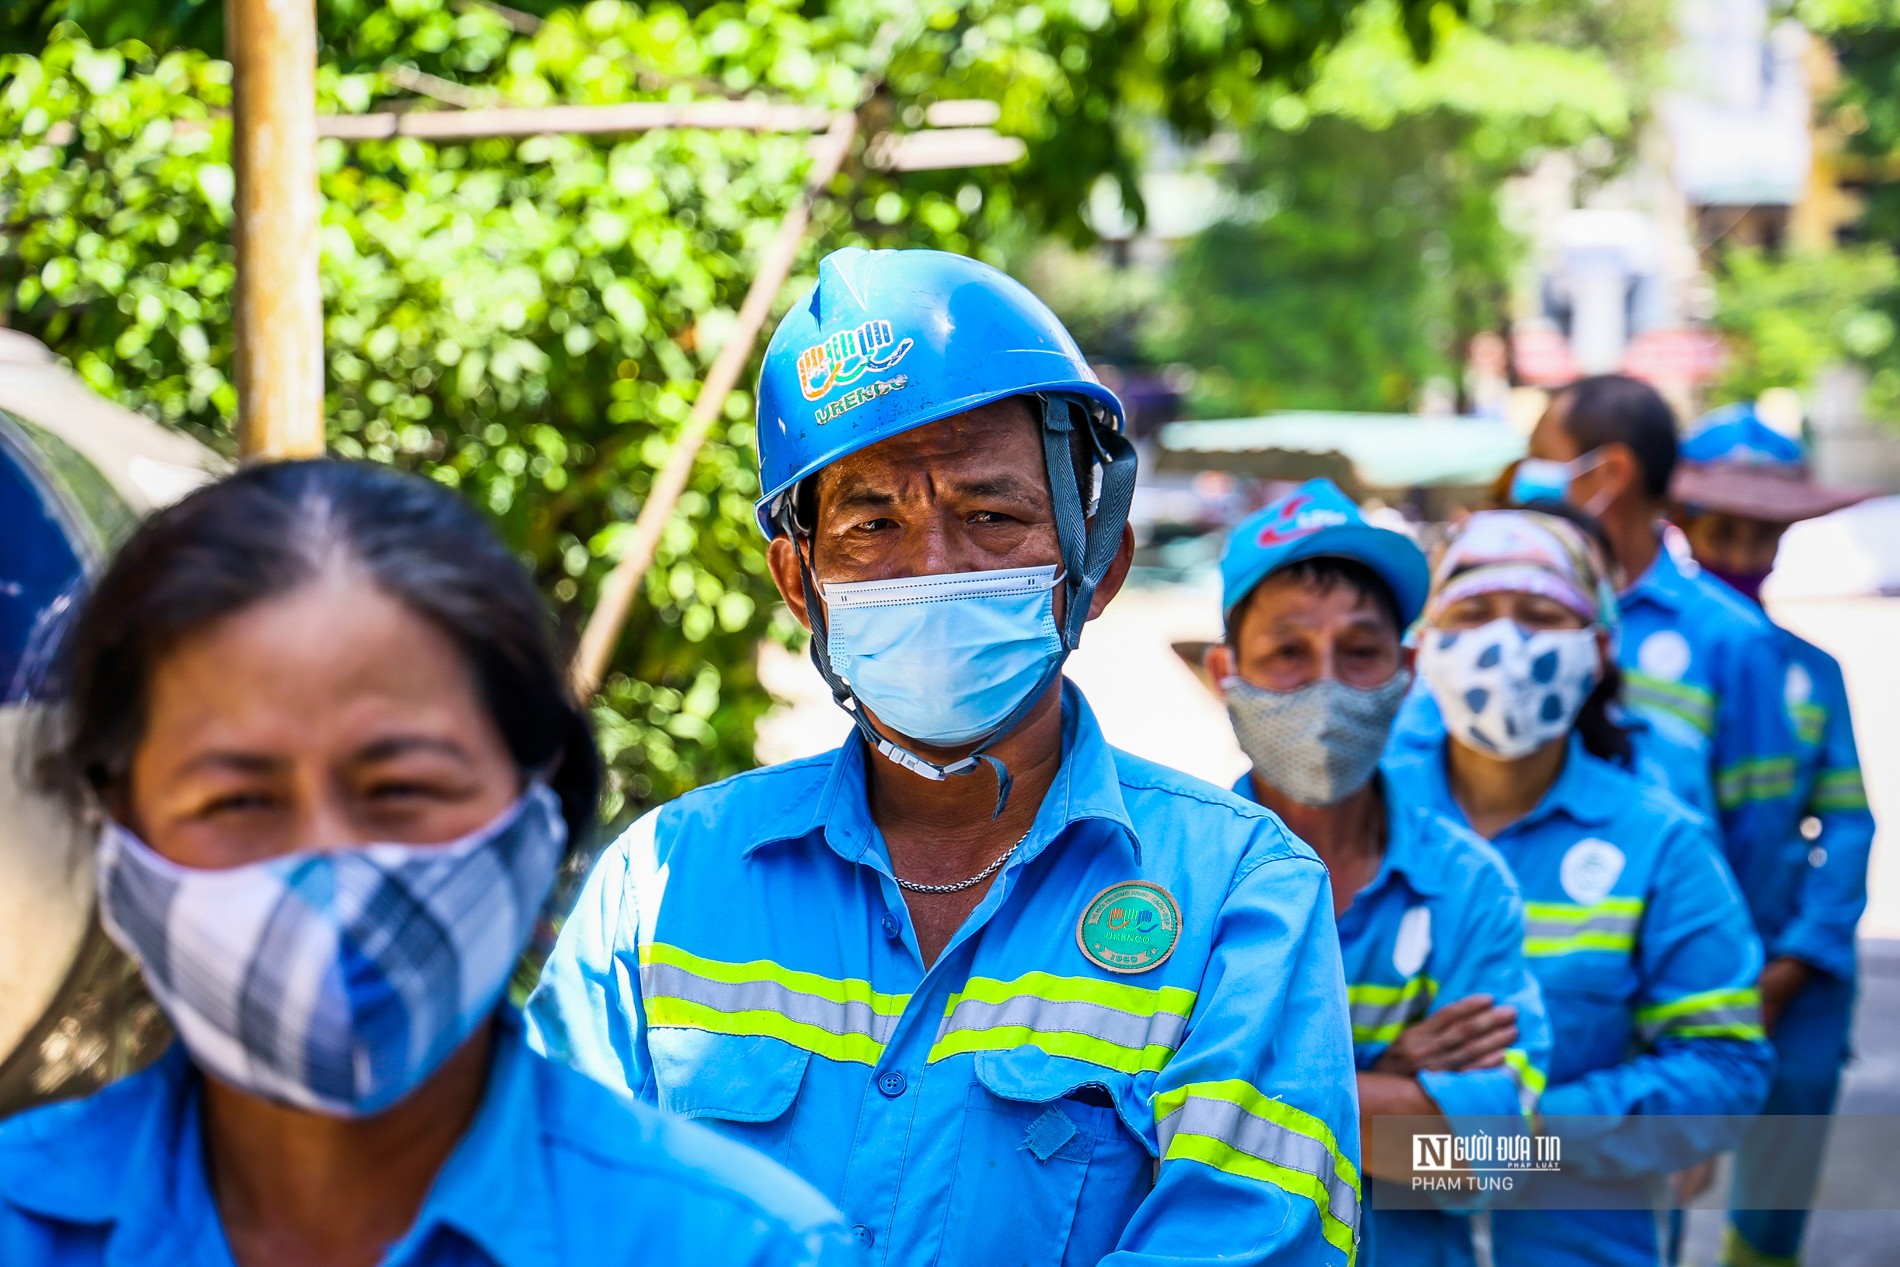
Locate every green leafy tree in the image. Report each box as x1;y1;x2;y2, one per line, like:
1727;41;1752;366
1143;2;1639;415
2;0;1429;822
1708;244;1900;414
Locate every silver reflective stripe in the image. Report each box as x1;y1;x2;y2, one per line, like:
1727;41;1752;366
1347;986;1433;1039
1522;911;1640;941
937;993;1189;1052
1639;1005;1759;1044
640;961;901;1045
1158;1095;1360;1238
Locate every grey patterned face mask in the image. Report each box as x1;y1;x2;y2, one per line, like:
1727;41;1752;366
1224;671;1412;807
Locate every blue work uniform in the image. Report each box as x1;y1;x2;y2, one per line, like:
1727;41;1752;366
1616;545;1802;913
1725;629;1876;1267
0;1011;851;1267
1390;689;1715;823
529;682;1364;1266
1232;769;1552;1267
1384;736;1774;1267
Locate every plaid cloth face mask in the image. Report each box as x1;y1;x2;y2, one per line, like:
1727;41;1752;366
96;783;566;1117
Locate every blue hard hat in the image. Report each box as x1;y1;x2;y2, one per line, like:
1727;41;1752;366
1682;403;1805;469
754;247;1124;536
1219;478;1430;629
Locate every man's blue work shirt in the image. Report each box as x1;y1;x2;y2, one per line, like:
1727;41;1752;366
1383;737;1773;1267
0;1011;850;1267
1616;545;1802;922
529;682;1363;1266
1762;628;1876;982
1232;768;1551;1267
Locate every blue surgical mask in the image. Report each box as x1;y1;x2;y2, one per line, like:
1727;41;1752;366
823;564;1065;747
1509;450;1609;512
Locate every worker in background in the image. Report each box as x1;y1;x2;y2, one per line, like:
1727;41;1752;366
1514;376;1802;951
1384;508;1773;1267
1671;404;1878;1267
528;248;1363;1266
0;461;850;1267
1209;478;1550;1267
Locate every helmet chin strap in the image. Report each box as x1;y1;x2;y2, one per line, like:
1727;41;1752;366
784;395;1138;818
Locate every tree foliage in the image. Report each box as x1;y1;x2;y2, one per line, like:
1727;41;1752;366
1;0;1429;823
1708;244;1900;413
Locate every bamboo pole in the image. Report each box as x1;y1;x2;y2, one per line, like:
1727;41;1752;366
227;0;325;460
569;109;858;697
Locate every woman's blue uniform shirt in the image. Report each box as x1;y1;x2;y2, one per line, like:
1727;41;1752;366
1383;737;1773;1267
0;1011;851;1267
1232;768;1552;1267
528;683;1363;1267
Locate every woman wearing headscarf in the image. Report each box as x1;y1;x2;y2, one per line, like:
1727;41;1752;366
1382;509;1772;1267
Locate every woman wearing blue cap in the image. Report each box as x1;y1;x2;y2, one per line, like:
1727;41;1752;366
1209;478;1550;1267
1383;508;1772;1267
1672;406;1878;1267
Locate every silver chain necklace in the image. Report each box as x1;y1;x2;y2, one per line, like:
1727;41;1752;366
893;828;1032;894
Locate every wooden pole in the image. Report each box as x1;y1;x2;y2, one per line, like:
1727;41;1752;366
228;0;325;460
569;109;858;697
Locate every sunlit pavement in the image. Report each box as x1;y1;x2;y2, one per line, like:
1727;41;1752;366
757;586;1900;1260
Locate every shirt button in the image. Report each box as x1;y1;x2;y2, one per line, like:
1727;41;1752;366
878;1070;907;1098
880;912;902;939
853;1225;875;1248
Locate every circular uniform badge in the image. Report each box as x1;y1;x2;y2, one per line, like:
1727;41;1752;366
1077;881;1181;975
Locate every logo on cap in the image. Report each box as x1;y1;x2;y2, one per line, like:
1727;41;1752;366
798;320;915;402
1255;493;1350;547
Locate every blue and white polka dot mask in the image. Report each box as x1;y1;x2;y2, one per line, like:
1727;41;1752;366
1417;620;1600;760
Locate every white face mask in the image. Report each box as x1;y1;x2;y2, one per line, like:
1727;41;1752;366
1417;620;1601;760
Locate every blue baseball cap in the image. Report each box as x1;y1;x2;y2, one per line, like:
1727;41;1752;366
1219;478;1429;630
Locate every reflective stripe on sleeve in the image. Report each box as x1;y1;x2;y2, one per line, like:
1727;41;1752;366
1624;672;1714;736
1792;702;1826;748
1635;986;1765;1044
1811;768;1869;813
638;943;908;1065
1347;976;1436;1046
1522;898;1644;958
1715;756;1798;810
1155;1079;1360;1260
1503;1048;1547;1117
928;972;1196;1074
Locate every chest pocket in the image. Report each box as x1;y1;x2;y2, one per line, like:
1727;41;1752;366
936;1050;1152;1267
646;1029;811;1165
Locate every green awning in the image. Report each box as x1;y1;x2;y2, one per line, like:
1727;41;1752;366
1154;412;1526;493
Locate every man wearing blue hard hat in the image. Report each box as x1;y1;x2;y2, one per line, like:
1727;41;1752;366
529;249;1362;1265
1208;479;1550;1267
1672;404;1878;1267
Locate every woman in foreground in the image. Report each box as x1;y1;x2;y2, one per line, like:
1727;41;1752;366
0;459;847;1267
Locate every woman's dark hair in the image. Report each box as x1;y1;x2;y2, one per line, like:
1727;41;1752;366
1513;497;1634;767
1227;556;1402;642
36;459;600;851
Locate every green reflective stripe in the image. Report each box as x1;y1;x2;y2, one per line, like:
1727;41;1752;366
1503;1048;1547;1116
1716;757;1798;809
1523;899;1642;958
928;973;1197;1074
1156;1080;1359;1259
1636;987;1764;1044
644;998;888;1064
1792;702;1826;747
1812;768;1869;812
1625;672;1714;735
1347;976;1436;1045
638;943;907;1065
641;942;909;1014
